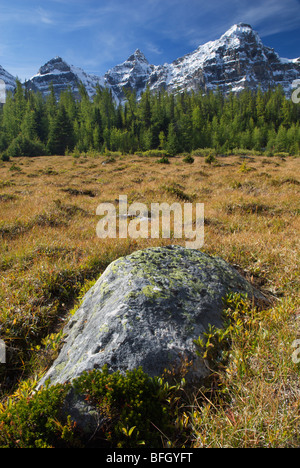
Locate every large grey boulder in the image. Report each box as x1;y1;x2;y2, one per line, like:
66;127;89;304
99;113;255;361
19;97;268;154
39;245;265;387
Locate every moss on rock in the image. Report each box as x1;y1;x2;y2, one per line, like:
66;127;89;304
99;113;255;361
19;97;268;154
38;245;265;388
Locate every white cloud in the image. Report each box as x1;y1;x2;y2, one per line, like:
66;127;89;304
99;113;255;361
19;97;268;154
145;42;163;55
159;0;300;46
0;6;57;26
0;0;299;80
233;0;300;36
36;7;56;25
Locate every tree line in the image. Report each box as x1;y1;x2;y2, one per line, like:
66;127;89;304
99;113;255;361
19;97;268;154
0;79;299;159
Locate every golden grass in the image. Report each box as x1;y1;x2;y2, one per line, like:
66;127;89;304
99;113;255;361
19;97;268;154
0;152;299;447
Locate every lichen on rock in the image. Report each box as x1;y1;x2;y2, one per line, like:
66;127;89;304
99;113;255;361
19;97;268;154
38;245;265;388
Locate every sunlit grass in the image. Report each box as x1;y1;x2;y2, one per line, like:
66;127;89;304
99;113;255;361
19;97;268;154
0;152;299;447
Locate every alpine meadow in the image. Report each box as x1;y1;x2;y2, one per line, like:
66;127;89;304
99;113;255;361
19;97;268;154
0;20;299;449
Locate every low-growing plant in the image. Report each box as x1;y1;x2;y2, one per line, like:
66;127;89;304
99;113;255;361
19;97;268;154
205;153;216;165
191;294;300;448
6;136;46;158
0;383;80;448
0;152;298;448
156;156;170;164
0;366;185;448
194;293;254;368
9;163;22;172
225;201;274;216
0;179;14;188
1;153;10;162
192;148;217;157
61;188;97;197
162;183;194;202
274;152;290;158
239;161;254;173
73;365;179;447
136;150;172;158
183;154;194;164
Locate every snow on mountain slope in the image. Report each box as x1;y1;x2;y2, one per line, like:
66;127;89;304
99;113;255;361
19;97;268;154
25;56;104;99
103;49;155;102
16;23;300;102
149;23;300;96
0;65;17;95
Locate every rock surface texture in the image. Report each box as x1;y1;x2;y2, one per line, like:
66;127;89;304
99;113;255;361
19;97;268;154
24;57;105;100
22;24;299;102
39;245;265;388
0;65;17;94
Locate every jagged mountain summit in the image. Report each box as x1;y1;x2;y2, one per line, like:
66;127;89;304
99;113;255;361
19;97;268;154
24;56;105;100
104;49;155;102
3;23;300;102
151;23;300;95
24;50;155;102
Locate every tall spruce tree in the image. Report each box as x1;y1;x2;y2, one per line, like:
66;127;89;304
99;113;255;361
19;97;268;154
47;104;74;155
0;81;298;158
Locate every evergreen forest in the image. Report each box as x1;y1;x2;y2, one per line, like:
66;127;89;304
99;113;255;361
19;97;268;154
0;79;299;159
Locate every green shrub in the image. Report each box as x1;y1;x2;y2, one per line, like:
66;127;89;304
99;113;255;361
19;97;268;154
136;150;172;158
9;162;22;172
156;156;170;164
274;152;290;158
183;154;194;164
205;153;217;165
1;153;10;162
73;366;174;447
0;384;80;448
162;183;194;202
0;366;181;448
6;136;46;158
230;148;261;156
192;148;216;157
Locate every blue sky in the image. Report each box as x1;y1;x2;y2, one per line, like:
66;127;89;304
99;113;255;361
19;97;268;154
0;0;299;81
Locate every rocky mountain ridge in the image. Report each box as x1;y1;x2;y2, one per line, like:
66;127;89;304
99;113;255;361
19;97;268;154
1;23;299;102
0;65;18;96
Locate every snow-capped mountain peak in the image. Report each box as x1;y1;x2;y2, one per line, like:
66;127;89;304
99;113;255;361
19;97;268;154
26;56;104;99
129;49;149;63
104;49;154;101
2;23;299;102
221;23;258;38
218;22;264;49
157;22;300;95
37;56;70;76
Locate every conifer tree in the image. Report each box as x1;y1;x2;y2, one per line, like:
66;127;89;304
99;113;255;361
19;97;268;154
0;81;298;158
166;122;179;156
47;104;74;155
21;102;38;140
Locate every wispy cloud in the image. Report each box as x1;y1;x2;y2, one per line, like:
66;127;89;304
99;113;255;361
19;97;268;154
0;6;57;26
145;42;163;56
0;0;299;80
60;0;163;32
232;0;300;36
36;7;56;25
155;0;300;47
